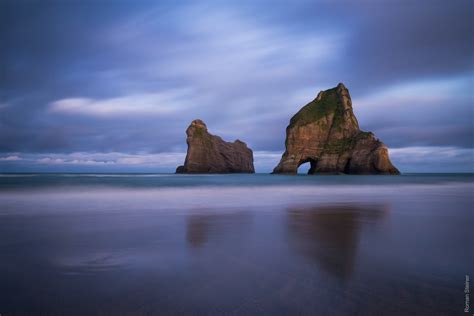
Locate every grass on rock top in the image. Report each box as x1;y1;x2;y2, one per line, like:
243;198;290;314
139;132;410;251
288;87;340;128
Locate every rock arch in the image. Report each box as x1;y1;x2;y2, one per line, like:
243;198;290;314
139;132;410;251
273;83;399;175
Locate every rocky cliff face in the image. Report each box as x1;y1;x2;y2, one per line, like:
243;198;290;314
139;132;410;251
273;83;399;175
176;120;255;173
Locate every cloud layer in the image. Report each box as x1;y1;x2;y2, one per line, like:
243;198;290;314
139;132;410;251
1;0;473;172
1;147;472;173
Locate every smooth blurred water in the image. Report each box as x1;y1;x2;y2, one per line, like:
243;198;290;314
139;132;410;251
0;174;472;315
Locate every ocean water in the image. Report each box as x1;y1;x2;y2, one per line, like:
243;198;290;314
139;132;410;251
0;173;472;315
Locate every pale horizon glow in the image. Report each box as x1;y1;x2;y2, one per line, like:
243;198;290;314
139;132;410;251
1;147;472;173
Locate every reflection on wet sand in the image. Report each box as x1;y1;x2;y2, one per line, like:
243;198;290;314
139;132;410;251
186;211;250;248
287;204;389;281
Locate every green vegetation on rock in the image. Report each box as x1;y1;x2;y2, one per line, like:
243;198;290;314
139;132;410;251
323;138;353;154
356;131;373;139
288;87;340;128
191;126;215;150
193;127;206;138
322;131;374;154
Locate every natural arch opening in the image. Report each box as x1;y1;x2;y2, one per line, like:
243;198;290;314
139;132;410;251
297;158;317;175
343;158;352;174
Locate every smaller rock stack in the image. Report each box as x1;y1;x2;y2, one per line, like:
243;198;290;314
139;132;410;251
176;120;255;174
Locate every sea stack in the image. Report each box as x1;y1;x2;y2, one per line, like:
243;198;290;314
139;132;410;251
176;119;255;173
273;83;399;175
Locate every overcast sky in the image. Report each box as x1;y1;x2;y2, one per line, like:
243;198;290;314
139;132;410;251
1;0;473;172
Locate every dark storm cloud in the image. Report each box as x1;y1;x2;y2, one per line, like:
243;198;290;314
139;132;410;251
0;0;472;172
343;1;474;88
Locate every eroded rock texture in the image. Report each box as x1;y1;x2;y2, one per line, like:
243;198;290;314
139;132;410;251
273;83;399;175
176;120;255;173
